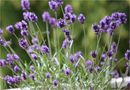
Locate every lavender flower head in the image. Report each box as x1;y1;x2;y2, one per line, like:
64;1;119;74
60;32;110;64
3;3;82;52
48;0;58;11
78;13;85;24
92;24;100;34
49;17;57;27
91;51;98;58
45;72;51;78
30;65;34;71
21;30;28;36
56;0;63;5
57;19;66;28
31;53;38;60
111;70;119;78
6;25;15;33
41;45;50;54
29;73;35;80
19;38;28;49
125;50;130;60
14;65;20;72
42;11;51;22
0;59;7;67
62;39;70;48
15;20;28;30
21;0;30;11
64;68;71;75
85;60;93;72
23;12;38;22
21;71;27;80
64;4;73;13
53;80;58;86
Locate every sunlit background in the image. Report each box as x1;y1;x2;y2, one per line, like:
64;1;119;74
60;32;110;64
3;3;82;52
0;0;130;89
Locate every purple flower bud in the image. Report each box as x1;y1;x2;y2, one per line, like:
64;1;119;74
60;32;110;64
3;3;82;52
90;51;97;58
23;12;38;22
62;39;70;48
125;50;130;60
78;13;85;24
21;30;28;36
64;13;71;20
107;50;113;57
32;37;38;44
64;4;73;13
56;0;63;5
111;42;117;53
74;51;82;60
21;71;27;80
92;24;100;33
69;54;75;63
6;25;15;33
30;53;38;60
13;65;20;72
95;66;101;71
0;28;3;35
6;54;14;61
101;53;107;60
19;38;28;49
41;45;50;54
45;72;51;78
29;73;35;80
0;59;7;67
0;38;10;47
119;13;127;23
64;68;71;75
15;20;28;30
111;70;119;78
110;22;117;30
42;11;50;22
49;17;57;27
85;60;93;72
53;80;58;86
57;19;66;28
70;14;76;23
30;65;34;71
21;0;30;11
48;1;58;11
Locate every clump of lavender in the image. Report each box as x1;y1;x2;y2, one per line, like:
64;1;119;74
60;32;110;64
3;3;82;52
0;0;128;89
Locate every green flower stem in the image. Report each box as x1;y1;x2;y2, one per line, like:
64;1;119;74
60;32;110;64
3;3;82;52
83;24;86;56
46;22;52;58
35;22;44;44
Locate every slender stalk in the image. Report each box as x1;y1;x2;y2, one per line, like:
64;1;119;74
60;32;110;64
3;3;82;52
83;24;86;56
46;22;52;58
60;5;64;15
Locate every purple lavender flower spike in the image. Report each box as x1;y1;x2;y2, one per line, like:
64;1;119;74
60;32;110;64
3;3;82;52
92;24;100;34
21;30;28;36
64;68;71;75
13;54;20;60
119;13;127;24
29;73;35;80
70;54;74;63
125;50;130;60
64;4;73;13
21;0;30;11
95;66;101;71
23;12;38;22
42;11;51;22
57;19;66;28
0;28;3;35
6;54;14;61
74;51;82;60
78;13;85;24
91;51;98;58
49;17;57;27
41;45;50;54
19;38;28;49
101;53;107;60
14;65;20;72
15;20;28;30
107;50;113;57
45;72;51;78
31;53;38;60
6;25;15;33
53;80;58;86
49;0;58;11
21;71;27;80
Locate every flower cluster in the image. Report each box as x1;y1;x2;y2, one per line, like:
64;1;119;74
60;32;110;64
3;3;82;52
92;12;127;35
0;0;129;89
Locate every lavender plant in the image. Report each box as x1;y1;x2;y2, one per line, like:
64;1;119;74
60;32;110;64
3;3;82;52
0;0;129;89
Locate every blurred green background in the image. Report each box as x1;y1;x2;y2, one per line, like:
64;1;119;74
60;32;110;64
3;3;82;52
0;0;130;89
